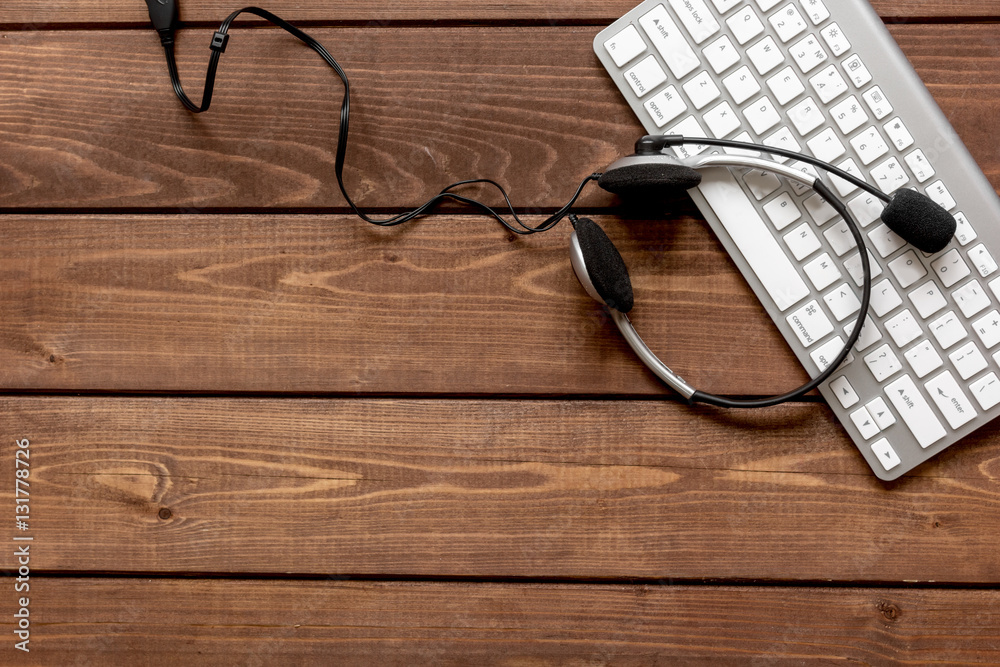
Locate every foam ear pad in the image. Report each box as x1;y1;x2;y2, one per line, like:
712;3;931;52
881;188;957;254
598;162;702;198
573;217;634;313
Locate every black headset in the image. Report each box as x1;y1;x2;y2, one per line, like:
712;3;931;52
143;2;959;409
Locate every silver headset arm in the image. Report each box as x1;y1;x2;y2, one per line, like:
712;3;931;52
609;309;697;400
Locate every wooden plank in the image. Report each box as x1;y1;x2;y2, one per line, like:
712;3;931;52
3;397;999;581
5;580;1000;664
0;25;997;210
0;1;995;28
0;213;815;395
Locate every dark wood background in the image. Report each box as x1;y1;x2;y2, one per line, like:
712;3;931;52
2;1;999;663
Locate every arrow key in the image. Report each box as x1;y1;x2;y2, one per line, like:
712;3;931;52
850;406;881;440
865;397;896;430
829;375;859;408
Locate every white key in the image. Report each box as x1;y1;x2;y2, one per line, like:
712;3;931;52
727;6;765;45
884;374;947;449
888;250;927;289
844;249;882;288
870;278;902;317
830;375;859;408
820;22;850;56
925;370;977;430
883;117;914;151
804;192;838;225
704;35;741;74
787;96;825;136
904;149;935;183
991;276;1000;302
864;343;902;382
789;34;827;74
869;157;909;194
639;6;701;79
831;158;865;197
973;310;1000;348
787;299;834;348
905;339;943;379
624;55;668;98
798;0;830;25
823;220;856;257
644;86;688;128
849;126;889;166
925;180;957;211
744;95;782;135
870;438;901;472
811;335;850;372
804;253;841;290
723;66;762;104
668;116;710;157
841;53;872;88
968;244;998;278
604;25;646;67
766;66;805;105
769;4;807;43
704;101;741;138
783;222;821;260
861;85;892;120
930;311;967;349
950;341;987;381
747;36;785;75
808;64;848;104
954;280;991;319
699;167;810;311
807;128;846;163
786;161;818;196
970;373;1000;411
669;0;721;44
755;0;784;12
885;309;921;348
823;282;861;322
683;71;722;110
866;397;896;430
711;0;742;11
909;280;947;319
930;249;970;288
867;224;906;259
763;191;801;230
743;170;782;200
850;407;881;440
845;315;882;352
954;212;977;246
847;192;884;228
762;127;801;162
830;95;869;135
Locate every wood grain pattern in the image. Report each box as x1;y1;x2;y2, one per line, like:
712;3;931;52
1;0;996;28
5;579;1000;665
0;26;997;210
3;397;999;581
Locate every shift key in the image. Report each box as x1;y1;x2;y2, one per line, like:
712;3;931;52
885;374;947;449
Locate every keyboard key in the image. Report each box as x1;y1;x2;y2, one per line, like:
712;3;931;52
844;249;882;288
704;35;741;73
830;375;859;408
787;96;825;135
669;0;721;44
972;310;1000;348
803;192;838;225
742;170;782;200
763;191;801;230
639;5;701;79
968;244;998;278
624;55;668;97
798;0;830;25
643;86;688;128
888;250;927;289
850;406;880;440
884;374;947;449
704;101;741;138
866;397;896;430
831;95;869;134
864;343;902;382
604;24;646;67
747;36;786;75
711;0;743;11
950;341;987;381
683;71;722;110
766;66;805;105
925;370;977;429
841;53;872;88
823;282;861;321
820;22;850;56
786;161;818;196
789;34;827;73
885;309;921;347
831;158;865;196
870;278;902;317
861;85;892;120
668;116;710;157
808;64;849;104
744;95;782;134
847;192;884;228
867;224;906;259
930;249;971;288
755;0;784;12
823;220;857;256
769;4;807;43
783;222;821;260
970;373;1000;411
909;280;947;319
925;180;956;211
762;127;801;162
953;280;991;319
849;126;889;166
787;299;834;347
929;311;966;350
905;339;942;378
954;212;977;246
870;438;901;472
807;127;846;163
904;149;935;183
804;253;841;290
810;335;850;371
991;276;1000;302
883;117;914;151
869;157;909;194
845;314;882;352
727;6;765;45
723;65;762;104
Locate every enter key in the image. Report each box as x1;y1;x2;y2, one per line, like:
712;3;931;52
925;370;978;430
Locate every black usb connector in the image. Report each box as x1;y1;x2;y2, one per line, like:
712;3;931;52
144;0;179;45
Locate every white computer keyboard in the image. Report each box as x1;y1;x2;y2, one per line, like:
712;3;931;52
594;0;1000;479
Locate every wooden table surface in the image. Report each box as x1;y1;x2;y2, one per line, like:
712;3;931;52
2;1;1000;663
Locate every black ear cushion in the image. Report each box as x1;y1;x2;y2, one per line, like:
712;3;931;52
573;217;634;313
598;162;702;198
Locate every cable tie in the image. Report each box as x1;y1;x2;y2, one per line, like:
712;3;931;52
210;31;230;53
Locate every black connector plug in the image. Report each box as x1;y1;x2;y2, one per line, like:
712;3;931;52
144;0;179;45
